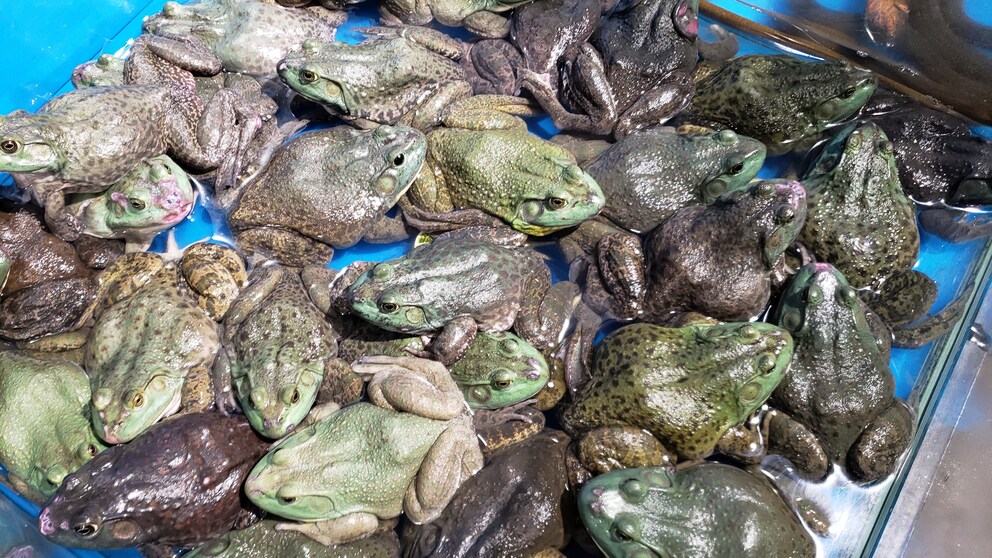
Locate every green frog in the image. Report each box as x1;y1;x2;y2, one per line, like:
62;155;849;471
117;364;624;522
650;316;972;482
143;0;344;77
278;28;472;130
345;227;578;364
244;356;484;545
378;0;535;38
768;263;915;484
560;321;792;473
0;351;106;503
800;120;963;347
580;464;815;558
187;522;400;558
683;54;877;154
215;265;362;439
226;125;425;267
402;429;571;557
86;244;246;444
65;155;194;253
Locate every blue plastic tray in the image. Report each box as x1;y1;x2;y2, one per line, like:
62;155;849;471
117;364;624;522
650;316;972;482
1;1;990;556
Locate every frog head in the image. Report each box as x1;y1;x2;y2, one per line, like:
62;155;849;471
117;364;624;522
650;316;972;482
90;373;183;445
364;125;427;209
71;54;125;88
693;128;767;203
142;1;226;46
346;260;446;334
244;425;330;521
579;467;679;558
0;115;61;173
716;179;807;268
235;356;327;440
506;147;605;236
25;434;105;500
450;332;549;409
804;120;900;197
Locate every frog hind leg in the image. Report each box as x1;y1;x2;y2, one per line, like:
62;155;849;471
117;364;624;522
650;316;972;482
846;400;915;484
317;357;363;407
41;188;82;241
576;426;676;475
765;410;831;481
431;315;479;365
919;206;992;243
474;404;545;458
403;415;484;523
301;261;376;316
234;226;334;268
514;271;581;351
613;72;695;140
362;214;412;244
519;44;616;136
400;201;513;235
463;39;523;96
180;242;247;321
211;345;239;415
276;513;382;545
352;355;465;419
864;270;937;327
596;230;646;320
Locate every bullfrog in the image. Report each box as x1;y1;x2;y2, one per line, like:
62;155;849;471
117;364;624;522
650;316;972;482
402;429;571;557
345;227;579;364
769;263;915;484
64;155;194;252
520;0;699;138
226;125;426;266
38;412;270;549
580;464;815;558
640;179;807;322
278;28;472;130
403;97;606;236
682;54;877;154
215;265;362;439
0;203;96;341
378;0;535;38
187;522;400;558
560;321;792;472
143;0;344;77
86;244;246;444
861;89;992;206
244;356;484;545
799;120;962;347
575;125;767;233
0;351;106;503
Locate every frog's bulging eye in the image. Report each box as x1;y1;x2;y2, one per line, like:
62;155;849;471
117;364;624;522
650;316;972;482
86;444;99;457
393;153;405;166
0;140;20;154
839;86;858;99
379;302;399;313
840;286;858;303
877;140;893;154
802;286;823;305
739;324;760;343
758;354;777;372
612;520;637;542
299;70;318;84
278;495;297;505
775;205;795;223
621;479;647;500
782;309;802;331
131;392;145;409
729;162;745;175
129;198;146;210
548;197;568;210
73;523;99;537
492;370;514;390
290;389;301;404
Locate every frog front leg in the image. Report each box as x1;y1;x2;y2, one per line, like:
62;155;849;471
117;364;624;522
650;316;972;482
404;414;484;523
234;226;335;268
362;214;412;244
301;261;376;316
514;268;581;351
846;400;914;484
576;426;676;475
352;355;466;419
459;11;512;39
179;242;247;321
178;364;214;415
276;512;382;545
613;72;696;139
520;44;616;136
441;94;540;131
211;345;239;415
431;316;478;367
40;187;82;241
764;409;831;481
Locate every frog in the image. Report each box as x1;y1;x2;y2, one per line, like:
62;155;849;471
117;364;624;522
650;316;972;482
277;28;473;131
345;226;579;365
768;263;915;484
187;522;400;558
244;355;485;545
38;412;270;549
519;0;700;138
572;125;767;233
461;0;601;96
143;0;344;77
377;0;536;38
799;120;963;347
402;96;606;236
678;54;877;155
402;429;571;558
559;321;792;473
0;351;107;503
579;464;816;558
225;125;426;266
0;203;97;341
86;244;246;444
630;179;807;322
860;88;992;207
214;264;363;439
64;155;195;252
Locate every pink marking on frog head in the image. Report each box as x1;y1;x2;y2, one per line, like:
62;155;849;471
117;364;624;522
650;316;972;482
151;176;193;223
673;0;699;39
110;191;129;209
38;507;54;536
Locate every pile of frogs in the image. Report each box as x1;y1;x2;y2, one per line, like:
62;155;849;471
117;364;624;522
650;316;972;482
1;0;991;556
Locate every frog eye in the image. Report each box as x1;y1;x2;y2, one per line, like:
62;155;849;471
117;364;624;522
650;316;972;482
492;370;514;390
775;205;795;224
73;523;99;538
717;129;737;144
86;443;99;457
372;263;394;280
499;337;519;354
839;86;859;99
802;285;823;305
758;354;777;373
839;286;858;303
620;478;647;500
129;198;146;210
130;391;145;409
612;518;638;542
739;324;761;343
299;69;319;84
291;388;301;404
876;140;893;154
728;162;745;175
0;139;20;154
547;197;568;210
392;153;405;166
781;309;803;331
378;301;399;313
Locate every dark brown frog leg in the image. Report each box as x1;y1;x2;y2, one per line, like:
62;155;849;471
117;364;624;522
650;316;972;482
765;409;831;481
519;49;616;137
301;261;376;316
139;34;223;75
234;226;334;268
919;207;992;243
596;230;646;320
514;271;581;351
893;289;970;348
846;400;915;484
316;357;363;407
431;316;478;365
462;11;511;39
137;544;177;558
576;426;676;475
613;72;696;139
41;188;81;241
474;404;545;459
399;199;512;234
362;214;412;243
715;408;770;466
862;270;937;327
